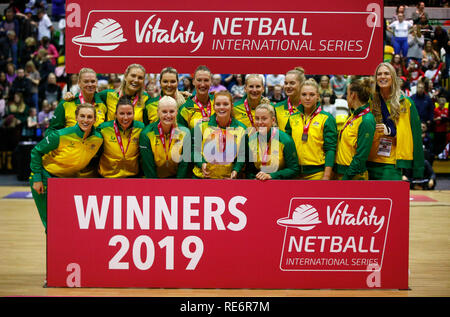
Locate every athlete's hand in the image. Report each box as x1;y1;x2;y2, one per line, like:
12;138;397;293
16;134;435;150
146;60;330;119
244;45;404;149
33;181;45;194
202;163;210;178
256;171;271;181
64;92;75;101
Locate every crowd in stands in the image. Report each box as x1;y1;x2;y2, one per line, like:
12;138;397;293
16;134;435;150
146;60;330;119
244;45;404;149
0;1;448;189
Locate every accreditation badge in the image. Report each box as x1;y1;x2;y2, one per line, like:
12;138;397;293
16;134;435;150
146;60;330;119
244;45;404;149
377;138;393;157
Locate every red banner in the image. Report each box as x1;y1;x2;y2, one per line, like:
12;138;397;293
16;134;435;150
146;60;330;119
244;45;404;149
47;179;409;289
65;0;384;74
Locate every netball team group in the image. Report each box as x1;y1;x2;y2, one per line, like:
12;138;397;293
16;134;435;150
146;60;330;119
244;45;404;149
29;62;424;230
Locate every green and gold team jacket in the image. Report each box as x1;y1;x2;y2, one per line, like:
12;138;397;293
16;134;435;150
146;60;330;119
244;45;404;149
274;98;301;132
30;124;103;182
143;95;160;126
46;92;107;136
246;127;300;179
97;120;145;178
139;120;190;178
192;114;248;179
335;104;376;180
285;105;338;175
177;94;215;130
232;97;274;128
97;89;152;123
368;95;424;178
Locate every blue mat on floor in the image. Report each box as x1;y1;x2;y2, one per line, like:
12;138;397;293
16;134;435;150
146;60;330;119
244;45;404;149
3;191;32;199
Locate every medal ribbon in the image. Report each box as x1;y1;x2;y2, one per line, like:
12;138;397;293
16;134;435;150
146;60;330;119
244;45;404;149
157;122;175;163
216;117;232;152
194;96;211;118
119;90;139;107
302;105;322;139
287;97;300;115
244;99;255;127
79;91;95;106
339;107;370;138
260;127;277;165
113;121;133;157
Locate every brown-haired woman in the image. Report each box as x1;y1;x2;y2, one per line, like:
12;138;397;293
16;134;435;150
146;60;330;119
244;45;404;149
177;65;215;129
335;77;376;180
143;66;187;125
29;103;103;230
192;90;247;179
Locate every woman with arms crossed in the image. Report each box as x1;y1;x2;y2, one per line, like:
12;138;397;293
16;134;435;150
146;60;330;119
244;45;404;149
140;96;190;178
367;62;424;180
246;103;299;180
285;78;338;180
29;104;103;230
335;77;376;180
97;97;145;178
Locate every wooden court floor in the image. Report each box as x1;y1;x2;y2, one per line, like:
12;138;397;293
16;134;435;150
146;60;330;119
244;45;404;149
0;185;448;298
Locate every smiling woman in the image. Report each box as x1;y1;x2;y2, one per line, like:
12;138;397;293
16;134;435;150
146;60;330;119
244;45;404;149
46;68;108;136
97;96;145;178
143;67;186;125
97;63;153;123
140;96;191;178
232;74;272;128
29;104;104;230
367;62;424;180
192;90;248;179
177;65;215;130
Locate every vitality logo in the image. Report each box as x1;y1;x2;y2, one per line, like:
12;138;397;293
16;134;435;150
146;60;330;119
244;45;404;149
278;197;392;272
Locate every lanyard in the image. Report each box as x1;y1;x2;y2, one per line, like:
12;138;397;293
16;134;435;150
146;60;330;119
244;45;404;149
113;121;133;157
301;105;322;141
259;127;277;165
287;98;300;115
194;96;211;118
244;99;255;127
79;91;95;106
216;117;232;152
339;107;370;138
118;91;139;107
157;122;175;162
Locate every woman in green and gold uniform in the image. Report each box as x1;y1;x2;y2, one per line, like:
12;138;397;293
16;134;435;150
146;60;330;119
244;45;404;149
29;104;103;230
143;67;187;125
285;78;338;180
233;74;271;129
274;67;306;132
46;67;107;135
177;65;215;130
97;96;145;178
246;103;299;180
98;63;151;123
367;62;424;180
335;77;376;180
192;90;247;179
140;96;190;178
